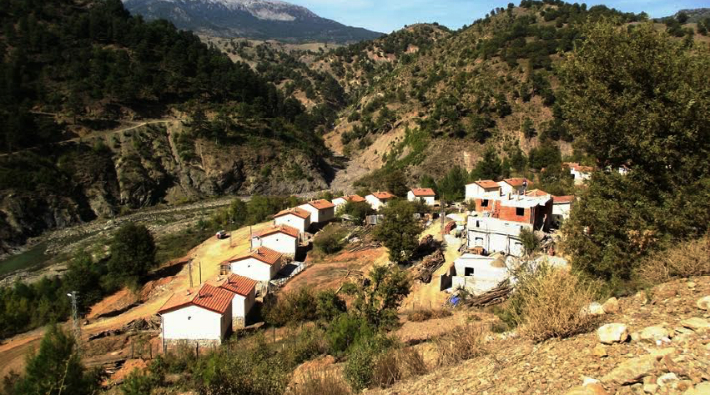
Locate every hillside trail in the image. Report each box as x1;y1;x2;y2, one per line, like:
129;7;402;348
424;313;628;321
0;220;272;378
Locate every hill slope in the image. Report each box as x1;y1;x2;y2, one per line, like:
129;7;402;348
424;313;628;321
122;0;384;43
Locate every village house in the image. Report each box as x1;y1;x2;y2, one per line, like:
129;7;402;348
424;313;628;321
332;194;366;209
251;225;299;257
273;207;311;236
407;188;436;206
158;284;234;348
221;245;283;289
467;216;532;257
564;162;594;185
552;195;574;227
498;178;530;197
465;180;502;203
365;191;396;210
298;199;336;224
451;253;510;295
207;274;257;329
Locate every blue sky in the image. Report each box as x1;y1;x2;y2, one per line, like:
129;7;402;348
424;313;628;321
288;0;709;33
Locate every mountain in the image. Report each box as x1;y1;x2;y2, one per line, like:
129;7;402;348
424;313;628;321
659;8;710;23
121;0;384;43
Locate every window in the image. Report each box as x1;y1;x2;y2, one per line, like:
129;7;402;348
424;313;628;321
481;199;489;207
516;207;525;216
464;267;474;276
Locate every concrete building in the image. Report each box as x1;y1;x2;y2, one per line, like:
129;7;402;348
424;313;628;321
332;194;366;209
451;253;510;295
467;216;532;257
158;284;234;347
407;188;436;206
498;178;530;197
208;274;257;329
222;246;283;283
552;195;574;227
465;180;502;202
564;162;593;185
298;199;336;224
273;207;311;236
251;225;299;256
365;191;396;211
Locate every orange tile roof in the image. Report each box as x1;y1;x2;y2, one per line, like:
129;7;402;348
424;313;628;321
209;274;257;296
564;162;594;173
410;188;436;197
225;246;282;266
502;178;531;187
158;284;233;315
371;191;395;200
274;207;311;220
337;194;366;203
253;225;299;239
472;180;500;189
525;189;549;197
553;195;575;204
304;199;335;210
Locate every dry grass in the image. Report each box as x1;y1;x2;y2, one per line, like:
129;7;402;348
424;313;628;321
371;347;427;388
635;236;710;285
288;371;352;395
434;323;488;367
514;268;597;342
406;308;453;322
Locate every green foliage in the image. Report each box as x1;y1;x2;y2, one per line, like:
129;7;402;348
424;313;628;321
106;223;156;289
344;265;411;328
470;147;503;182
519;228;539;255
338;201;374;225
316;290;348;323
437;166;468;202
528;139;562;171
326;314;374;355
13;325;100;395
314;224;348;255
0;277;69;340
61;251;106;314
343;335;398;391
374;201;423;264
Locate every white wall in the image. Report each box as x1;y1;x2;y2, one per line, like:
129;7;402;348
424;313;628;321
467;229;525;257
231;257;279;282
465;184;501;202
298;204;320;223
452;255;510;295
552;202;572;223
570;169;591;185
162;305;230;341
253;234;297;256
333;197;348;208
274;214;309;235
230;290;255;320
407;193;436;206
365;195;384;210
498;182;524;197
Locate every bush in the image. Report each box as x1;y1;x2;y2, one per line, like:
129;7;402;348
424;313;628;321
634;236;710;286
327;314;374;355
343;336;397;391
370;348;427;388
434;324;487;367
281;327;330;368
264;288;318;326
509;266;598;342
314;231;345;255
287;371;351;395
406;309;452;322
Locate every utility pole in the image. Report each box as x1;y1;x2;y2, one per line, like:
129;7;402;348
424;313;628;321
67;291;81;355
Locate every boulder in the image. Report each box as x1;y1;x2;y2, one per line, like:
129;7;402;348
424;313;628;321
602;297;620;314
587;302;606;316
593;344;608;357
565;383;608;395
680;317;710;333
598;323;629;344
602;355;657;385
696;296;710;311
683;382;710;395
657;372;679;387
638;325;672;343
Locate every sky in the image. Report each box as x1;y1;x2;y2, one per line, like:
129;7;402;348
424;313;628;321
287;0;709;33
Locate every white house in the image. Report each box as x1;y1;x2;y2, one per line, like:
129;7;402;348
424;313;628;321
467;216;532;257
298;199;336;224
564;163;593;185
273;207;311;236
465;180;501;202
251;225;299;256
208;274;257;329
365;191;396;211
407;188;436;206
223;246;283;283
451;253;510;295
498;178;530;197
158;284;234;347
333;194;366;209
552;195;574;227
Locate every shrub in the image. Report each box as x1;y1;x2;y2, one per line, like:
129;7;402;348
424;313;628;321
327;314;374;355
371;348;427;388
287;371;351;395
510;266;598;342
264;288;318;326
434;324;487;367
282;327;330;368
314;232;344;255
343;336;397;391
634;236;710;286
406;308;452;322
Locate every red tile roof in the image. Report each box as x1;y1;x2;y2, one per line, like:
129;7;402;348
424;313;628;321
564;162;594;173
337;194;366;203
274;207;311;220
525;189;549;197
304;199;335;210
410;188;436;197
209;274;257;297
158;284;233;315
472;180;500;189
253;225;299;239
371;191;395;200
553;195;575;204
503;178;531;187
225;246;282;266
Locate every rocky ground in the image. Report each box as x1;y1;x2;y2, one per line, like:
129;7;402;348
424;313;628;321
371;277;710;395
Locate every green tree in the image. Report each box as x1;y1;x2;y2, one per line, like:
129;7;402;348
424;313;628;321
521;117;536;139
13;325;100;395
106;223;156;288
383;170;409;197
339;200;374;225
343;265;411;328
374;200;423;264
419;174;438;196
438;166;467;202
61;251;104;314
470;146;503;181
